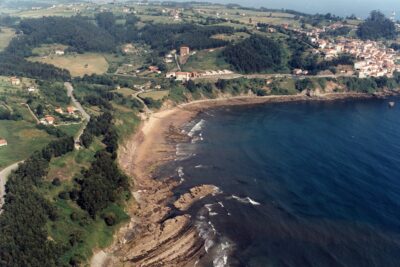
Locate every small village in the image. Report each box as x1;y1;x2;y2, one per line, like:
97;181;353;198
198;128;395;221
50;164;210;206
291;21;400;78
6;76;81;127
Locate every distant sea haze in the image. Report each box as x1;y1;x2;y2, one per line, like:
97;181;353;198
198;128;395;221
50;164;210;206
173;0;399;18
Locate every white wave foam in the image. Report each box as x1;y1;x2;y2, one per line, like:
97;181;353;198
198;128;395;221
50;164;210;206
218;201;224;208
209;212;218;216
230;195;261;206
195;205;235;267
177;166;184;178
205;203;213;212
175;143;196;161
195;215;216;253
188;119;206;137
213;240;233;267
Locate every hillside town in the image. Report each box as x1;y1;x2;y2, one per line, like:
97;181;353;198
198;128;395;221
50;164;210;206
317;38;400;78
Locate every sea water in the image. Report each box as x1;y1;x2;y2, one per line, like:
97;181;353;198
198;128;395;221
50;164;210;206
171;97;400;267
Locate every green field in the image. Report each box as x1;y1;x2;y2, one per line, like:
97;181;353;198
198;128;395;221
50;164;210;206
138;90;169;100
182;48;230;72
57;123;83;138
212;32;250;43
0;120;53;169
113;88;136;97
0;27;15;51
29;53;109;77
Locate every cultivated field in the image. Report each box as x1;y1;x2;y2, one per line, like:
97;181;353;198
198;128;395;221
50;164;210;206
29;53;109;77
0;27;15;51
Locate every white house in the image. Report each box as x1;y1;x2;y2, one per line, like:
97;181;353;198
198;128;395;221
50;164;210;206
55;50;65;56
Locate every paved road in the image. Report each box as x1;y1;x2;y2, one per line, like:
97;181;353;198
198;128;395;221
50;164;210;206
193;73;355;81
64;82;90;144
0;162;22;212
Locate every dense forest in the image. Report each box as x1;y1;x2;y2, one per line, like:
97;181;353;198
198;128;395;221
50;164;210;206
320;26;352;38
0;53;70;81
222;35;286;73
357;11;396;40
0;136;74;266
8;16;116;56
138;23;234;54
0;84;130;265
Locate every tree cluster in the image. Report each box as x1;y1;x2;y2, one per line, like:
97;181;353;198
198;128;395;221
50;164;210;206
138;23;234;54
76;150;129;218
8;16;117;56
0;136;74;266
222;35;286;73
357;11;396;40
0;53;70;81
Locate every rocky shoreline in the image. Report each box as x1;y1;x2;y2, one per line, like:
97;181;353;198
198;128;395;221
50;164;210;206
90;91;399;267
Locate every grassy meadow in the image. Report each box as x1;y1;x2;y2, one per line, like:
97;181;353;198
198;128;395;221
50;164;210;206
0;27;16;51
29;53;109;77
182;48;230;72
138;90;169;100
0;120;53;169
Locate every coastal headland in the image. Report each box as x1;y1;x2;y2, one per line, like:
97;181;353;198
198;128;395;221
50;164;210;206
91;91;399;267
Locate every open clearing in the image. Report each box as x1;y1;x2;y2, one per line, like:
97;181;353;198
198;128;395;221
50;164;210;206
0;120;53;169
29;53;109;77
139;90;169;100
182;48;230;72
0;27;16;51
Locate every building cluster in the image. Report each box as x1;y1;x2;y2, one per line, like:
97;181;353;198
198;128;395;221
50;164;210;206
317;39;400;78
54;106;77;116
292;22;400;78
9;77;37;92
166;69;234;81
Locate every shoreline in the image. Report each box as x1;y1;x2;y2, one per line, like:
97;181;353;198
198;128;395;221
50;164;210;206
92;91;399;267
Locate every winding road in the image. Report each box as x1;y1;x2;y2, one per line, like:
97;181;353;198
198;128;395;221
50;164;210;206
64;82;90;145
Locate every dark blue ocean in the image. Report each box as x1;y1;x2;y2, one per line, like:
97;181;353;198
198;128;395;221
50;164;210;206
169;97;400;267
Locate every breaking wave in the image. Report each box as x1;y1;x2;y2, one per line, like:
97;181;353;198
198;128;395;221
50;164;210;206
188;119;206;137
213;240;233;267
230;195;261;206
175;143;196;161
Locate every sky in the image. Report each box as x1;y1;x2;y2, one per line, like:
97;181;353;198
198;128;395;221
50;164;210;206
185;0;400;18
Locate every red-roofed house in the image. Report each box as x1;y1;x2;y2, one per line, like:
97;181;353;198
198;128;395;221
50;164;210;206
0;139;7;147
45;115;55;125
67;106;76;115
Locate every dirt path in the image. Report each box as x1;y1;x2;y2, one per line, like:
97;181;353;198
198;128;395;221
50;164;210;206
22;103;40;124
133;89;152;115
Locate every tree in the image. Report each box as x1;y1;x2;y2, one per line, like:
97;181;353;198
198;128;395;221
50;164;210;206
36;104;44;116
357;11;396;40
223;35;286;73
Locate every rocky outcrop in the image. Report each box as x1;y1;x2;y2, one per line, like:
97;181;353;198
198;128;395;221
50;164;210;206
120;215;204;266
174;184;221;211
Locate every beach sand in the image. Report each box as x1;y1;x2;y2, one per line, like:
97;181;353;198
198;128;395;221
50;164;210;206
91;91;397;267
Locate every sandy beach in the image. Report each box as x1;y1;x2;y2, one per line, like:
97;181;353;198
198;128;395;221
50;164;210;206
91;91;398;267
